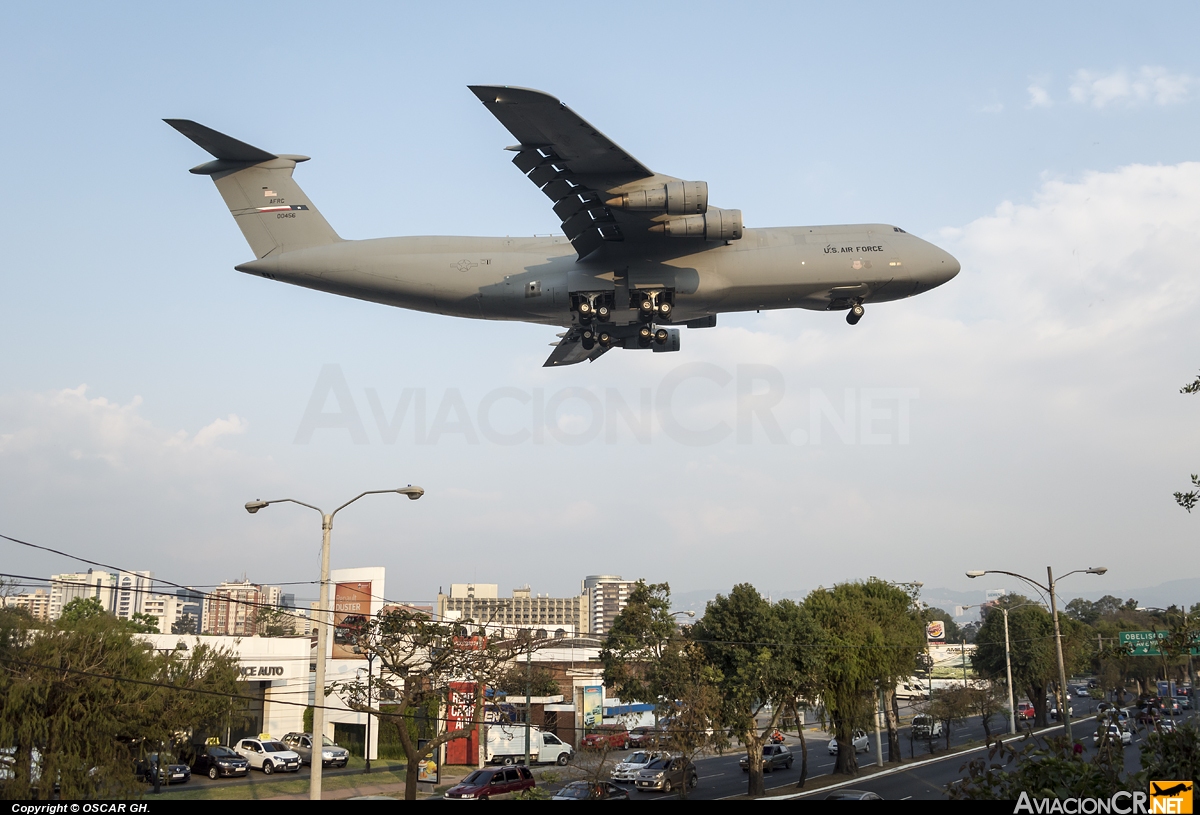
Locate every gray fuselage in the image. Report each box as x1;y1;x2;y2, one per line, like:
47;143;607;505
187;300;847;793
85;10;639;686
237;224;960;327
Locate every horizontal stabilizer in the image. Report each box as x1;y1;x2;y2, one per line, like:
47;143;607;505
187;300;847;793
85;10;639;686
163;119;277;163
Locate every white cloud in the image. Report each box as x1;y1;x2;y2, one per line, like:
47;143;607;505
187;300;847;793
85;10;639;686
1026;80;1053;108
1069;66;1194;108
979;101;1004;114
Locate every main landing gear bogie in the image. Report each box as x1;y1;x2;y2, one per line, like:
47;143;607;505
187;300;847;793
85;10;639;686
636;291;674;323
573;293;615;325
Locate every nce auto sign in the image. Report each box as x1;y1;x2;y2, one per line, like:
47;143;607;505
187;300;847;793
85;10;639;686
240;665;286;678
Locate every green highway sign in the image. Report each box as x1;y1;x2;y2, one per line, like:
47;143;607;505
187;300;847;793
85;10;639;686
1119;630;1200;656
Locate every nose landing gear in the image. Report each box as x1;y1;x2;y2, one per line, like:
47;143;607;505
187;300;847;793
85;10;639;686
846;303;865;326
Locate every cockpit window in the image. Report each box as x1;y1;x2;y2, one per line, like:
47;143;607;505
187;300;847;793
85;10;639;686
893;227;907;233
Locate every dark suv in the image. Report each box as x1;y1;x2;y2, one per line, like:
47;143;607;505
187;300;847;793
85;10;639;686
443;765;535;800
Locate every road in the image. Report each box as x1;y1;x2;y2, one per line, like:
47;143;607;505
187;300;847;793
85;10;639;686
618;704;1194;801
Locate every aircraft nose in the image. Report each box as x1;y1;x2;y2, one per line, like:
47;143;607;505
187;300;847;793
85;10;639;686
917;245;960;291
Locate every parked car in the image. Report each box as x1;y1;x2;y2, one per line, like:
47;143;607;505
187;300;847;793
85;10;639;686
443;765;535;800
1092;725;1132;747
189;744;249;779
552;780;630;800
634;755;697;794
581;725;630;751
233;738;301;774
134;752;191;786
739;744;794;773
282;732;350;768
628;726;663;748
911;715;943;739
828;730;869;755
611;751;664;783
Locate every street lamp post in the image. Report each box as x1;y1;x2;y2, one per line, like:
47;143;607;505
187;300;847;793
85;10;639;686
966;566;1106;742
364;651;376;774
245;486;424;799
966;601;1046;736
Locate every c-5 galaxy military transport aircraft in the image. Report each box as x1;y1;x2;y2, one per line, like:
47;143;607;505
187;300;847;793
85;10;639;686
168;86;959;367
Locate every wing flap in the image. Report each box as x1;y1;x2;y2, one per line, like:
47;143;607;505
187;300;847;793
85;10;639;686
543;327;610;367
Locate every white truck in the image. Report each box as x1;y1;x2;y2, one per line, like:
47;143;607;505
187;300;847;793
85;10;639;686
485;725;573;766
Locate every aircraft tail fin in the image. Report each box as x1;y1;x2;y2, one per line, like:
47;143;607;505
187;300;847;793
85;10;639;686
165;119;341;258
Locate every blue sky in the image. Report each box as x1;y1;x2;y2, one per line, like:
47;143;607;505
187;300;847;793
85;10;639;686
3;2;1199;609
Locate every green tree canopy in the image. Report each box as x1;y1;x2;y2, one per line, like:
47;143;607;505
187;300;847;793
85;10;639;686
0;606;239;800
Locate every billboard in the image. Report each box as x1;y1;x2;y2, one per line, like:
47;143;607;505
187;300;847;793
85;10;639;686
332;581;372;659
926;620;946;641
446;681;480;765
582;685;603;729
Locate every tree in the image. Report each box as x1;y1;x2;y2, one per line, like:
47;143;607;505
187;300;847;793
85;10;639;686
805;580;925;776
966;683;1008;741
691;585;821;797
58;596;104;625
326;606;519;801
255;606;295;637
0;605;240;800
126;612;161;634
971;597;1087;728
171;613;198;635
600;582;723;800
1175;371;1200;512
493;663;559;698
926;686;972;750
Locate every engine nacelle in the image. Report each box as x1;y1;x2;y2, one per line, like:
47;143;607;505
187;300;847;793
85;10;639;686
606;181;708;215
648;207;743;241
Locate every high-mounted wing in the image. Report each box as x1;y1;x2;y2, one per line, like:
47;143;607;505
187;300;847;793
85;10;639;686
470;86;743;259
543;327;610;367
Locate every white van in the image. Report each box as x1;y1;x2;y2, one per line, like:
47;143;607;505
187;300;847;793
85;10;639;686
486;725;573;766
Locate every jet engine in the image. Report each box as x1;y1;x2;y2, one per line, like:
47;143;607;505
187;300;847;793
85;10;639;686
648;206;743;241
605;181;708;215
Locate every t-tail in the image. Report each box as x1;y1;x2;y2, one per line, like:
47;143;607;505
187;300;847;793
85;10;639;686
164;119;340;258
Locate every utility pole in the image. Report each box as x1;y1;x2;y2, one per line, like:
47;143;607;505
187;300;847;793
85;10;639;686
1047;566;1074;741
524;642;532;768
961;637;968;688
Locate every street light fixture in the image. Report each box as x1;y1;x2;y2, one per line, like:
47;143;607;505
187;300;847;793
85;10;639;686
245;485;424;799
966;566;1106;741
963;600;1047;735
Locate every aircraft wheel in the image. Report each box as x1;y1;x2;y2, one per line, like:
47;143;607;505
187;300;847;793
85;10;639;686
598;332;613;347
582;338;595;351
578;301;593;318
846;304;864;325
658;302;672;319
654;328;669;344
597;305;610;321
639;299;656;320
638;326;653;345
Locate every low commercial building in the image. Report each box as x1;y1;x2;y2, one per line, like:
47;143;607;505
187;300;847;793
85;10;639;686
138;633;309;744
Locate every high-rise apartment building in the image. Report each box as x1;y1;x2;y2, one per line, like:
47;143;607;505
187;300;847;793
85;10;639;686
48;570;118;619
3;589;51;621
583;575;638;636
202;580;265;636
